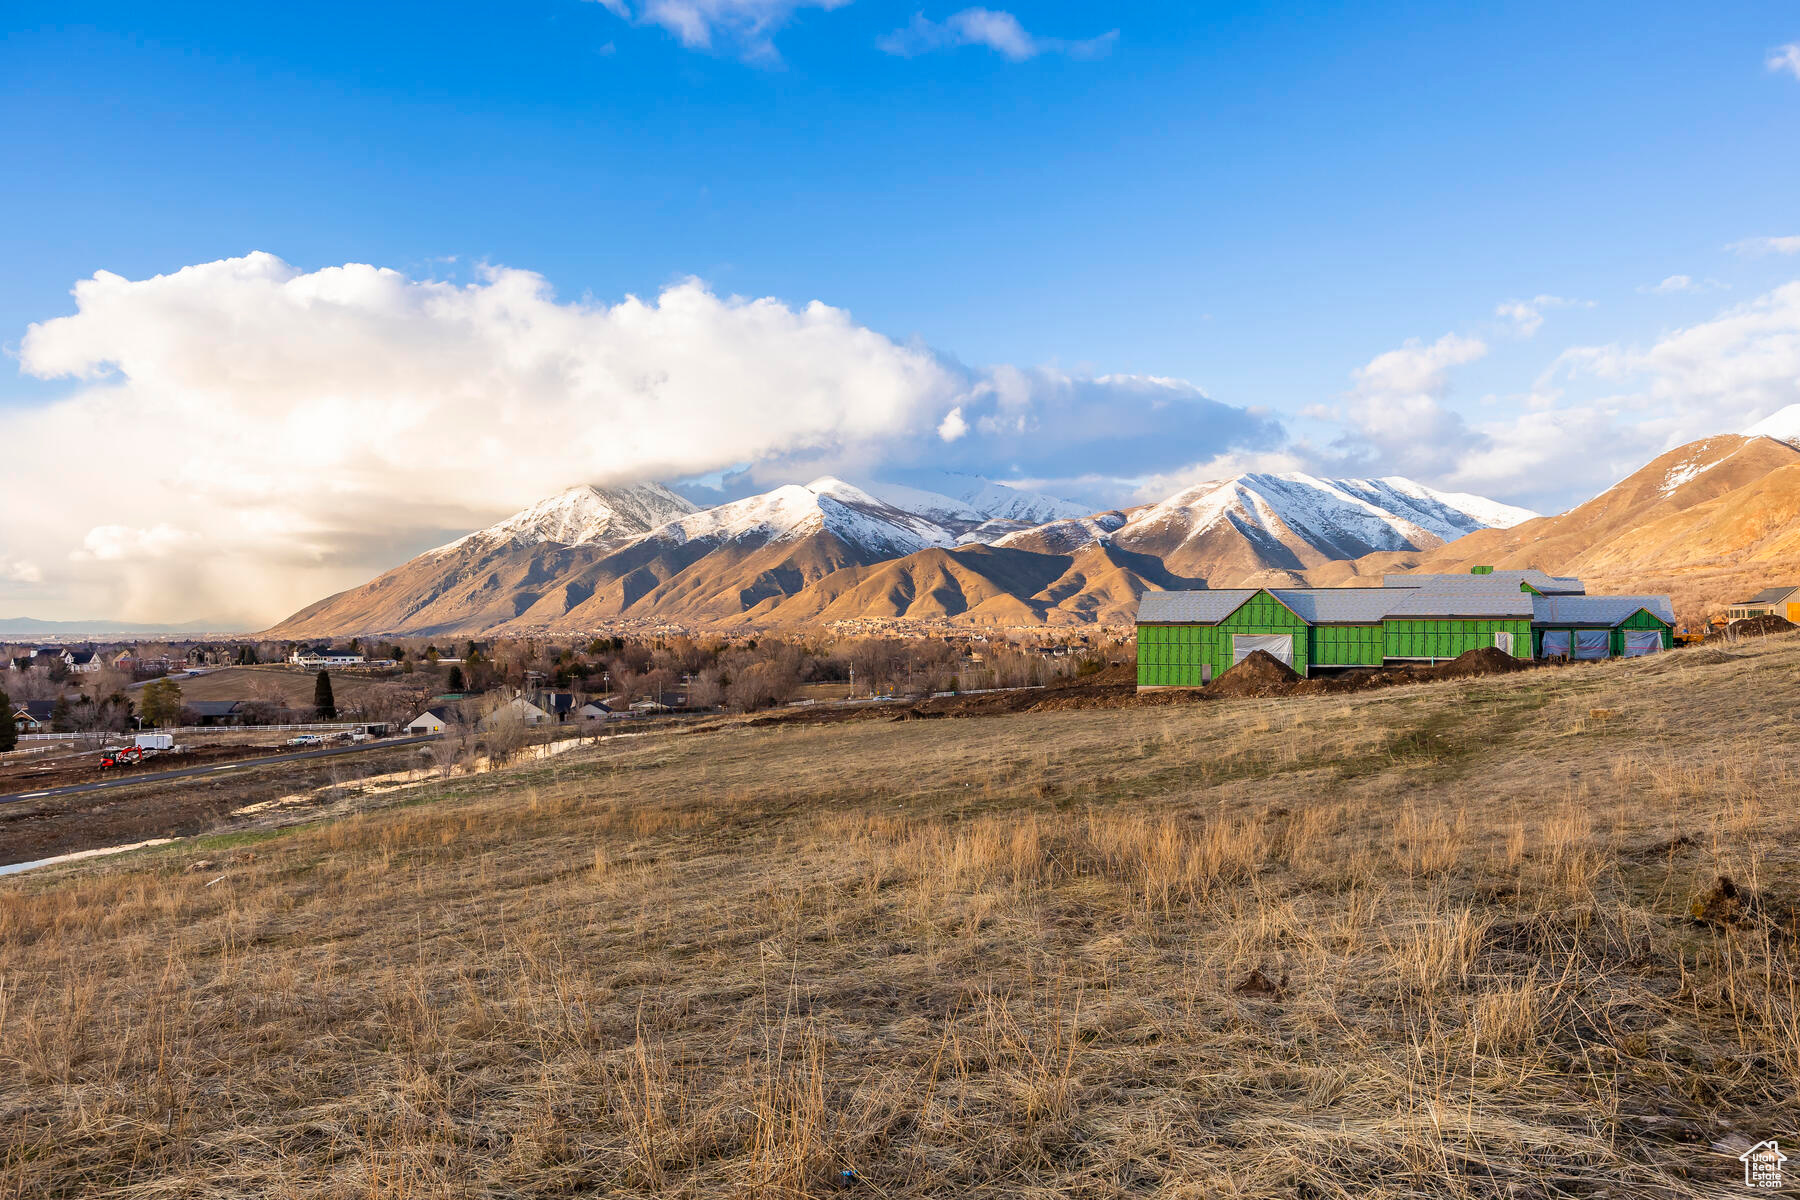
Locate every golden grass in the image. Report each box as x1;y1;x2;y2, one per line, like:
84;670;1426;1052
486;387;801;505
5;636;1800;1196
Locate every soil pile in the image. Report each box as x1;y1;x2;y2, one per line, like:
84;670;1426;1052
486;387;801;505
1203;651;1301;698
1724;613;1798;639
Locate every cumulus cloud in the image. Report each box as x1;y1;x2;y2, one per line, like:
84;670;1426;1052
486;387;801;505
1494;295;1586;337
1728;235;1800;257
2;253;1274;624
1;558;43;585
1770;42;1800;80
1329;282;1800;511
879;9;1117;60
588;0;850;60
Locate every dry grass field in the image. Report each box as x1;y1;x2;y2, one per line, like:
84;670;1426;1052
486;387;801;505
5;636;1800;1197
141;665;393;707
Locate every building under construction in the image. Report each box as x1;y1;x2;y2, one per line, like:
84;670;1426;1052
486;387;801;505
1135;568;1675;689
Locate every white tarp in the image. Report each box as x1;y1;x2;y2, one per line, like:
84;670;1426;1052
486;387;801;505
1540;630;1571;658
1574;630;1611;660
1623;630;1662;657
1493;632;1514;655
1232;634;1293;667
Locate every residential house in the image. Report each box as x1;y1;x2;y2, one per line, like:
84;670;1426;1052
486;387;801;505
1136;569;1673;688
479;696;552;730
67;649;102;674
288;647;368;668
1725;586;1800;623
12;700;57;731
184;700;248;726
405;706;458;735
576;701;614;721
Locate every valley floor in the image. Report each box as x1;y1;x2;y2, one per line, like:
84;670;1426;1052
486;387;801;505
4;637;1799;1197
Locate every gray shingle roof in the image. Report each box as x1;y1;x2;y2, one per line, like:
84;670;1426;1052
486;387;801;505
1387;586;1537;618
1532;595;1676;627
1740;586;1800;605
186;700;245;717
1136;590;1257;623
1384;570;1585;594
1139;584;1670;627
1269;588;1401;623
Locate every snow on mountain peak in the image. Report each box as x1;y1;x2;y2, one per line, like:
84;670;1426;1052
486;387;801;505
441;482;696;553
1743;404;1800;445
1122;471;1532;560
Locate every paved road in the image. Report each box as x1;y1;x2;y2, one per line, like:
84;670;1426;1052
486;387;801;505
0;735;440;805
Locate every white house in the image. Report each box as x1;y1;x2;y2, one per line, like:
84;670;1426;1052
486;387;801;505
576;701;614;721
478;696;552;730
289;648;367;668
405;705;456;735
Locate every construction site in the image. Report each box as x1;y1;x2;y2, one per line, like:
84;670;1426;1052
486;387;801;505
1136;568;1678;689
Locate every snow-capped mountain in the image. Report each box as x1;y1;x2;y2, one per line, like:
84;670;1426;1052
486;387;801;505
639;478;960;559
267;470;1533;636
1743;404;1800;446
1109;472;1538;576
870;472;1091;525
438;482;696;553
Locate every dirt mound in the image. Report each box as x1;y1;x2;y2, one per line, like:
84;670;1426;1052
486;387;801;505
1420;646;1536;680
1203;651;1302;698
1051;661;1137;688
1725;613;1798;639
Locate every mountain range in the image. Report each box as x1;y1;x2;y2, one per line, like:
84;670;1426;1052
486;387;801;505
264;404;1800;637
266;471;1538;636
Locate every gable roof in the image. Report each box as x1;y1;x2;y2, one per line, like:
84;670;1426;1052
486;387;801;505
185;700;245;717
1532;594;1676;627
412;705;456;723
67;650;98;665
1268;588;1400;624
1739;585;1800;605
18;699;58;721
1136;590;1258;623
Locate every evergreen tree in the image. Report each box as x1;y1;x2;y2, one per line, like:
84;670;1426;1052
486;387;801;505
140;678;184;727
0;687;15;752
447;665;466;693
51;696;73;733
314;670;337;720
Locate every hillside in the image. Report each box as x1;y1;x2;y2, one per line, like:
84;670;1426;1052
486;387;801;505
10;635;1800;1196
267;473;1530;636
1315;435;1800;622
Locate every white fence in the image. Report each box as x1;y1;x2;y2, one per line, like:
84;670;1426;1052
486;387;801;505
19;721;368;743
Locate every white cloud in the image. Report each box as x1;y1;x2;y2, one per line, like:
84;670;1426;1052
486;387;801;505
1769;42;1800;80
1335;333;1489;476
1727;235;1800;257
1;558;43;585
589;0;851;60
1638;275;1726;296
879;9;1117;61
1394;281;1800;509
4;253;958;623
2;253;1275;624
1495;294;1585;337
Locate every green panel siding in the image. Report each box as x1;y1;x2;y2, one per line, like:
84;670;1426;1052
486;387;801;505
1137;590;1310;687
1613;608;1674;655
1382;618;1532;661
1309;623;1384;667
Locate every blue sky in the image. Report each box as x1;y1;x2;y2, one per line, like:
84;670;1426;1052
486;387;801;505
3;1;1800;621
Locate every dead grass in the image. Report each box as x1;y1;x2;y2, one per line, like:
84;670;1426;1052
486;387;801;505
5;634;1800;1196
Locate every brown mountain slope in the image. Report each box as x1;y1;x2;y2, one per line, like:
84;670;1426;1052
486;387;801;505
1312;435;1800;622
